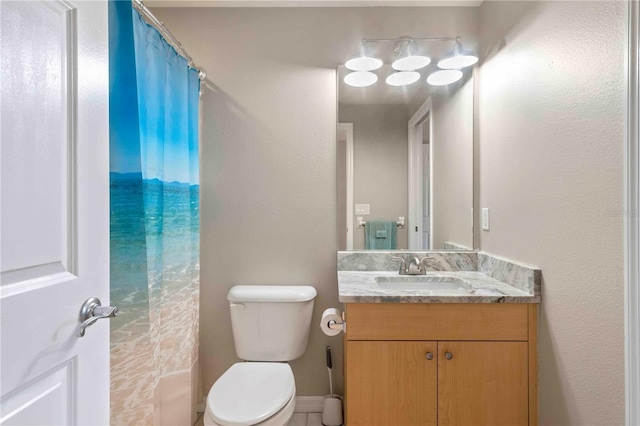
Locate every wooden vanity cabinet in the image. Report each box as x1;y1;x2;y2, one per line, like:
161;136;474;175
347;341;438;426
344;303;538;426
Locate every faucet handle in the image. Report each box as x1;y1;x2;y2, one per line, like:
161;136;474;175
391;256;408;275
418;255;433;273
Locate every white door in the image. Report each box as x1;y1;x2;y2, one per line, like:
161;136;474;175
408;97;432;250
1;1;110;425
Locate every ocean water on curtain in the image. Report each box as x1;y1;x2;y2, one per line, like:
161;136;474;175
109;173;200;425
110;173;199;316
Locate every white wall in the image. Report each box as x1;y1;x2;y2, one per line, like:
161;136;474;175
339;104;409;249
152;6;479;396
431;79;474;250
478;1;625;423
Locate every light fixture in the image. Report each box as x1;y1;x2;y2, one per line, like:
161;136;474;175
343;36;474;87
345;56;383;71
391;37;431;71
345;44;383;71
437;39;478;69
427;69;463;86
386;71;420;87
344;71;378;87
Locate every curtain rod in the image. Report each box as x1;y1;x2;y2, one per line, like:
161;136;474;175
132;0;207;81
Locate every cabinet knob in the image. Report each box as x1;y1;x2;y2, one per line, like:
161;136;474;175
445;352;453;360
425;352;433;360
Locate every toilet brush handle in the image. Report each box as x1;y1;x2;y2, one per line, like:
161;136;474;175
326;346;334;396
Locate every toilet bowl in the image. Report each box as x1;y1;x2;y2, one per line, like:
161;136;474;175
204;286;316;426
204;363;296;426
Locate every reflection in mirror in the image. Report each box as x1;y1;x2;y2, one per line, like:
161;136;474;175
337;47;474;251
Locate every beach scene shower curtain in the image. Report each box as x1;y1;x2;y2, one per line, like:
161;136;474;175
109;1;200;424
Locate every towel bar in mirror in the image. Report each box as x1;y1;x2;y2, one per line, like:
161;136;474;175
357;216;405;229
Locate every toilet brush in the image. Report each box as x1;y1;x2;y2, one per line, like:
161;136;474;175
326;345;334;397
322;346;343;426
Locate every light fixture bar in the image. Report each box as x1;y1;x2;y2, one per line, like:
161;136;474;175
361;36;460;44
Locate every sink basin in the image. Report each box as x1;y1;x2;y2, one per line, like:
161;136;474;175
374;275;471;292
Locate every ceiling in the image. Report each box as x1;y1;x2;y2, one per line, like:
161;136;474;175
146;0;482;7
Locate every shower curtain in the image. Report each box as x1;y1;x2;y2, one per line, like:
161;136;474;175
109;1;200;424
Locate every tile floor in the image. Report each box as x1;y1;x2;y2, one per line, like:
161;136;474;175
289;412;323;426
193;411;324;426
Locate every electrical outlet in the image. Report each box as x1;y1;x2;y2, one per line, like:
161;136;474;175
355;204;370;215
482;208;490;231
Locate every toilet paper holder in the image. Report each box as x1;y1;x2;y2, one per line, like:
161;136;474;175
327;315;346;332
321;308;346;336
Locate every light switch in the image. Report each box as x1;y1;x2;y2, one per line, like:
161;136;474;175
355;204;370;215
482;208;490;231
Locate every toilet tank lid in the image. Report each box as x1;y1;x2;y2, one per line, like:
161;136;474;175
227;285;317;303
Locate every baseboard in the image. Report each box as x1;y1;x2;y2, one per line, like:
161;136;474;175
294;396;325;413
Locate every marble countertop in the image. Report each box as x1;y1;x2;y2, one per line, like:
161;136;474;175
338;270;540;303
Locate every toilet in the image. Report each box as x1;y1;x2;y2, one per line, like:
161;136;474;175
204;285;317;426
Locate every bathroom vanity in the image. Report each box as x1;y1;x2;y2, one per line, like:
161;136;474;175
338;251;541;426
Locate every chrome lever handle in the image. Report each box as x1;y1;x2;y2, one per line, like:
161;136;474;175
77;297;118;337
392;256;408;275
418;255;434;273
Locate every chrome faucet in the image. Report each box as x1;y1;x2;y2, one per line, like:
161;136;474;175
392;255;433;275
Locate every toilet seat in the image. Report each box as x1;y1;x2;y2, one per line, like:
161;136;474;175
206;362;295;426
204;392;295;426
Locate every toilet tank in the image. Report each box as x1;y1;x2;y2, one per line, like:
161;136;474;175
227;285;317;362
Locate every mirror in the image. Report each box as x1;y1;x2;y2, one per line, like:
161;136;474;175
337;48;474;251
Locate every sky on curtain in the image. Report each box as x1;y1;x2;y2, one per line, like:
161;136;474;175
110;8;199;185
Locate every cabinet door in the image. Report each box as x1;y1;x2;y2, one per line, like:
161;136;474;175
438;341;528;425
346;341;437;426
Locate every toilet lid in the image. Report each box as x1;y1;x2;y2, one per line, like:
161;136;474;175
207;362;295;426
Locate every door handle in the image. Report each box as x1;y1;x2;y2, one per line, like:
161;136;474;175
77;297;118;337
